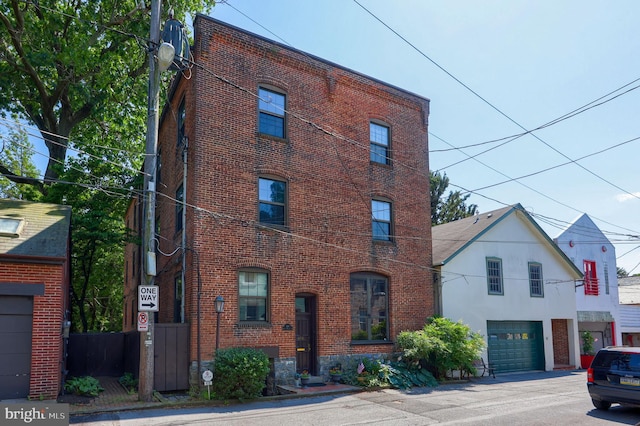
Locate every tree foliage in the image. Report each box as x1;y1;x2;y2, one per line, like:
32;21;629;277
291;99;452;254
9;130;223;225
0;123;41;200
0;0;216;187
0;0;215;331
430;170;478;225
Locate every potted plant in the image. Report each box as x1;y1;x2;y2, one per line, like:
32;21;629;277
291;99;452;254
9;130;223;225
299;370;310;387
580;331;596;369
329;367;342;384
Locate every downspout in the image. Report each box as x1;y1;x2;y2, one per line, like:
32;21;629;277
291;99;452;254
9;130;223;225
181;138;187;323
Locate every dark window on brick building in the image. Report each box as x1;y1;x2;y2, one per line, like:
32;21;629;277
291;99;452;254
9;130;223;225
239;270;269;322
177;98;186;147
258;87;285;138
350;272;388;341
259;177;286;226
176;183;184;231
370;122;390;164
372;199;392;241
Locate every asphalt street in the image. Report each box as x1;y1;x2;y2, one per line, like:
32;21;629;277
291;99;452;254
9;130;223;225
72;370;640;425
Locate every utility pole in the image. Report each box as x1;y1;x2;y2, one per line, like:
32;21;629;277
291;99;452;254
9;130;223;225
139;0;162;403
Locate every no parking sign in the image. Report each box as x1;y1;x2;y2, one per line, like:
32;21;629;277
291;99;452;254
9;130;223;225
137;311;149;331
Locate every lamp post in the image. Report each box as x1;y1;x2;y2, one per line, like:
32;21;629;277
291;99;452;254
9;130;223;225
215;296;225;353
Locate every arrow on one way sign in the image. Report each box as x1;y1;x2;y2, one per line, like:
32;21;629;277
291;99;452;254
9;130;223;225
138;285;159;312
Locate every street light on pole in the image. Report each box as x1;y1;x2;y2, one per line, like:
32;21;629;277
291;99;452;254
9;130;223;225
215;296;225;353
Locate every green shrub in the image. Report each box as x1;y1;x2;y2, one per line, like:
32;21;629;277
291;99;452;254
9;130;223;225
397;316;485;380
212;347;270;400
344;356;437;390
118;372;138;393
64;376;104;397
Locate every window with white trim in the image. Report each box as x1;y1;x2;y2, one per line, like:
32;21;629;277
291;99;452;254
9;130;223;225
372;199;392;241
258;177;286;226
258;87;286;138
238;270;269;322
370;122;390;165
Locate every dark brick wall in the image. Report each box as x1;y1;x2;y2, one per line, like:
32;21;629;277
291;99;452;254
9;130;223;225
0;261;66;399
153;16;433;370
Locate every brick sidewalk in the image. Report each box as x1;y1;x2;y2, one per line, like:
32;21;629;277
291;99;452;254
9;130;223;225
66;376;359;416
66;377;163;415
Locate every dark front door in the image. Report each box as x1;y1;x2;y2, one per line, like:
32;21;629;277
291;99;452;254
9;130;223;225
295;295;316;374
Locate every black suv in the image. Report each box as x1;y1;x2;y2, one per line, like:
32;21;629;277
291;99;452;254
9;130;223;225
587;346;640;410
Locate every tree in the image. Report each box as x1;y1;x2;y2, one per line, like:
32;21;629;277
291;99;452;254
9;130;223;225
0;123;41;200
430;170;478;225
617;267;629;278
0;0;216;191
0;0;216;332
46;152;139;332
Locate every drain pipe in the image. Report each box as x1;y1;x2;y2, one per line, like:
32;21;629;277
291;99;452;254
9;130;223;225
181;137;187;324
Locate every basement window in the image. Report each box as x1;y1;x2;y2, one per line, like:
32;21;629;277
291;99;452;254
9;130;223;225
0;217;25;237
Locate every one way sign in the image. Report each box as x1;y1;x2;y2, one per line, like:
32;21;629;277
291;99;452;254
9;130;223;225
138;285;159;312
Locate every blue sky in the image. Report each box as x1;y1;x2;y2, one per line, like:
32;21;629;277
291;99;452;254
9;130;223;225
202;0;640;274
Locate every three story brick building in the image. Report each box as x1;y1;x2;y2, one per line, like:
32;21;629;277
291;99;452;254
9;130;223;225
125;14;433;387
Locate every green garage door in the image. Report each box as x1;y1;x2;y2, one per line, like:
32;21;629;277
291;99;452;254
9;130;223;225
487;321;544;373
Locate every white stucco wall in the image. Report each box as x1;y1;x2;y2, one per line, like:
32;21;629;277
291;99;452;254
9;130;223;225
554;214;622;346
441;212;580;371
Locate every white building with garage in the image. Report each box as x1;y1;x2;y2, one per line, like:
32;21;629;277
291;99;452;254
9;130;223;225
432;204;582;374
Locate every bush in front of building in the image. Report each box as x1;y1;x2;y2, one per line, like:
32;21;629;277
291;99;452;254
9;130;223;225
212;347;270;400
397;316;485;380
64;376;104;397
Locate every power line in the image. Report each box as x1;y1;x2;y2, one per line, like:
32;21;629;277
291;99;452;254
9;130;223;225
430;77;640;153
352;1;640;210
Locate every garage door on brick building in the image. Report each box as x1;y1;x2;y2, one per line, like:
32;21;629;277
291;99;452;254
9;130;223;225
0;295;33;399
487;320;545;373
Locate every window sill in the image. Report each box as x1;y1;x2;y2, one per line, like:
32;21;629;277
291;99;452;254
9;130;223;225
257;223;290;233
369;160;393;169
372;239;395;245
235;322;271;329
350;340;394;346
256;132;289;143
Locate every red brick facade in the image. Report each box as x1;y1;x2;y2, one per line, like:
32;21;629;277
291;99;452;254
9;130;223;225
129;16;433;384
0;201;70;400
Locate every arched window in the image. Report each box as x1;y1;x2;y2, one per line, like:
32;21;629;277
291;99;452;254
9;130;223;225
238;269;269;322
350;272;388;341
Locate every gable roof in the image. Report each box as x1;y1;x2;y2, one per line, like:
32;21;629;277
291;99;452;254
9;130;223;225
0;199;71;259
554;213;611;244
432;203;582;276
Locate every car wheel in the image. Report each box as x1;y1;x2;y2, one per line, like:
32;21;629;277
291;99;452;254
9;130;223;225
591;399;611;410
